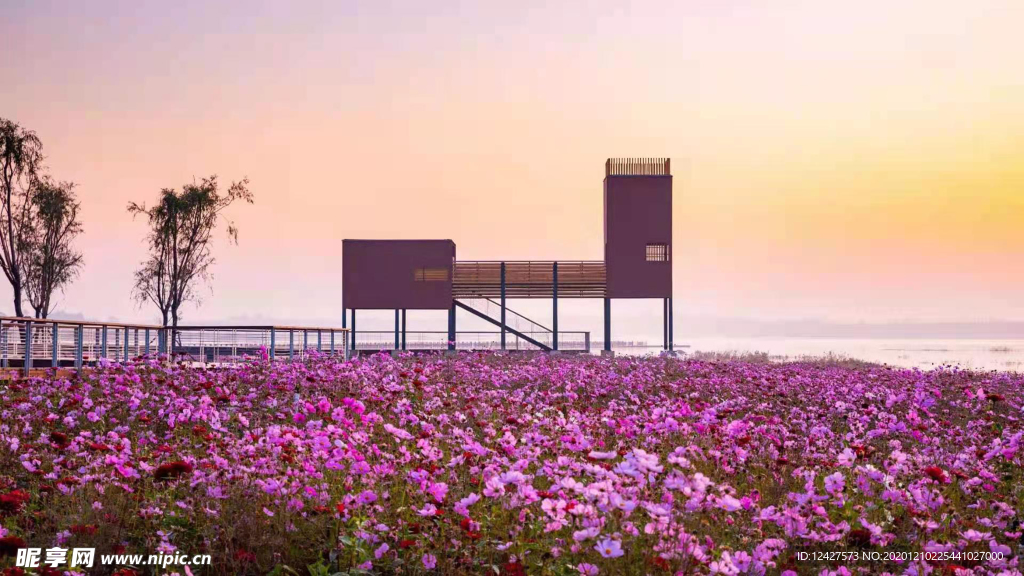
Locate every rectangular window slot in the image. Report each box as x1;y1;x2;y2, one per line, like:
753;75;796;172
645;243;669;262
415;267;450;281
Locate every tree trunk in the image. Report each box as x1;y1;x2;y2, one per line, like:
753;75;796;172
12;284;23;317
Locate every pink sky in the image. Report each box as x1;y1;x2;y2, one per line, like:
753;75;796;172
2;0;1022;331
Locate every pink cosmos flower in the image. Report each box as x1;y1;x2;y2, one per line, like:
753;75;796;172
422;553;437;569
824;472;845;495
577;563;599;575
594;538;624;558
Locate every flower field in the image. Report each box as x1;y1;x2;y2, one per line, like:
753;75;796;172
0;352;1022;575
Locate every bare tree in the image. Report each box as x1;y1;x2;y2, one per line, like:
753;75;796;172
129;176;253;333
24;178;84;318
0;118;43;317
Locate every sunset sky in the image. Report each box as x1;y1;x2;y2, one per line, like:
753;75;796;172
2;0;1022;336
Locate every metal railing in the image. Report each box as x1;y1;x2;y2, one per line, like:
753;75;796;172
0;317;350;376
173;325;350;364
352;330;590;352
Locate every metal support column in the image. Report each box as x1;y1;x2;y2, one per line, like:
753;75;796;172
101;325;108;360
351;310;356;351
500;262;506;350
269;328;276;360
124;326;130;361
401;309;407;350
447;302;456;351
317;329;322;352
289;330;294;361
330;330;335;355
52;322;59;368
145;329;150;356
303;330;308;359
669;296;674;351
663;298;668;350
394;309;400;350
24;321;32;376
552;262;559;351
603;298;611;352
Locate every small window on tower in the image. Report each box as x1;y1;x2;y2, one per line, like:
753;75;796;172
645;243;669;262
415;267;449;281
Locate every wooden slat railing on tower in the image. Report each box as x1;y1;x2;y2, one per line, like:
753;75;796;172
453;261;606;298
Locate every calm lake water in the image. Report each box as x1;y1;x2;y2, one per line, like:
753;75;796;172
616;337;1024;372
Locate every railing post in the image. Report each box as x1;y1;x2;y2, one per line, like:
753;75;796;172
23;320;32;377
289;329;294;361
144;328;150;356
269;327;276;361
101;325;108;360
317;329;322;352
1;321;7;368
75;325;83;369
52;322;59;368
394;309;400;350
124;326;130;361
350;310;356;352
585;331;590;353
330;330;335;356
401;309;407;351
303;330;308;359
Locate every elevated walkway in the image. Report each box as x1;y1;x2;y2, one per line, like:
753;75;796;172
453;261;606;299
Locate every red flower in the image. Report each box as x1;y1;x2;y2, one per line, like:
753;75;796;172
154;461;193;482
649;556;671;570
49;431;70;448
335;502;346;515
0;536;27;557
0;490;29;515
503;561;527;576
112;569;140;576
88;442;111;452
70;524;98;535
923;466;949;483
233;549;257;562
398;539;416;549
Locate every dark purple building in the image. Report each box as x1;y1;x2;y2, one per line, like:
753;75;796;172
604;159;672;299
342;240;455;310
343;158;674;353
